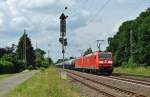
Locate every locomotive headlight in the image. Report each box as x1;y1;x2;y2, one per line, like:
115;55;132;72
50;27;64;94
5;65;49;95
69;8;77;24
108;61;112;64
99;61;104;64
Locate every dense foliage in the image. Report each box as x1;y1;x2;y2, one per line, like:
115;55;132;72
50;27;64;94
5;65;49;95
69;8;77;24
0;54;23;73
107;8;150;66
56;58;68;64
0;45;15;57
16;32;36;69
35;48;53;68
0;33;53;74
84;48;93;56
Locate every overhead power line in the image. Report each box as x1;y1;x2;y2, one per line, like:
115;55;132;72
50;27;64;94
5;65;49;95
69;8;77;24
88;0;111;23
68;0;90;17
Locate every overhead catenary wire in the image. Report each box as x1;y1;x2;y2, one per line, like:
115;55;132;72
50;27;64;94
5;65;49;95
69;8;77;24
105;0;148;40
100;0;148;52
67;0;90;18
88;0;112;23
88;0;146;39
68;0;148;55
70;0;111;48
68;1;143;48
68;0;88;10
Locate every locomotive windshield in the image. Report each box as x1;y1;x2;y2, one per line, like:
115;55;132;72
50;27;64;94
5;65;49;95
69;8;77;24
99;53;112;59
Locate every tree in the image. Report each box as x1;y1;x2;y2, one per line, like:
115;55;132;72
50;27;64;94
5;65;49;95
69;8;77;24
69;56;75;59
0;45;15;58
108;37;113;45
47;57;53;65
84;48;93;56
106;8;150;66
1;53;23;73
34;48;46;67
56;58;68;64
16;32;36;69
34;48;53;68
35;48;46;57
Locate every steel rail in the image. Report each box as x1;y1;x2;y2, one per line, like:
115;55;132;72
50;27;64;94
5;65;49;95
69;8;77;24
68;73;116;97
67;70;147;97
108;76;150;86
112;73;150;83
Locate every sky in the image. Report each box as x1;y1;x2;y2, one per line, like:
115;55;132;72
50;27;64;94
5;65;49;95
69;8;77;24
0;0;150;61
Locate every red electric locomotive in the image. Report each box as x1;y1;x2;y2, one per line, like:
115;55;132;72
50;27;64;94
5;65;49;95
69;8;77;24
75;51;113;74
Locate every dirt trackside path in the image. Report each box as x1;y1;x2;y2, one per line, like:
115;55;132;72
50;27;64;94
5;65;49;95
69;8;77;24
0;70;38;97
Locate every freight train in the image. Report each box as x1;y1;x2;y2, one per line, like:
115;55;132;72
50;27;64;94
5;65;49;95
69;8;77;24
56;51;113;75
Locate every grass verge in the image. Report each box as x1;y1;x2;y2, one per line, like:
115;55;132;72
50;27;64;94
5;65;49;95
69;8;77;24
5;67;81;97
114;66;150;76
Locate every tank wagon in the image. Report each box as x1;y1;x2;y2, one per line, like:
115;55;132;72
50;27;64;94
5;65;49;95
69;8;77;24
55;59;74;69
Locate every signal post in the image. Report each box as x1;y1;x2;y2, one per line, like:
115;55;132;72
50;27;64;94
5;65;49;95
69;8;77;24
59;8;68;79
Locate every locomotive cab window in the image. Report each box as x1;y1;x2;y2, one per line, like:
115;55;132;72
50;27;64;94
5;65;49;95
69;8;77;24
99;53;112;59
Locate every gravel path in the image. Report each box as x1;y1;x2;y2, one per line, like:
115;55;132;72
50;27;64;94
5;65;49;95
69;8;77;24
0;70;38;97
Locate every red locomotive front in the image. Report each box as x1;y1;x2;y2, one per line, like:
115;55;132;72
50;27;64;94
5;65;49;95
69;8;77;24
74;51;113;74
98;51;113;74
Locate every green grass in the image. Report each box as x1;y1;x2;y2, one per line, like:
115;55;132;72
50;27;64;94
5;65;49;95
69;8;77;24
114;66;150;76
5;67;81;97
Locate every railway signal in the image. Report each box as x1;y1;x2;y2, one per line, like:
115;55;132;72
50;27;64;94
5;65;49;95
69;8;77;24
59;38;67;46
60;13;66;36
60;13;68;37
59;7;69;79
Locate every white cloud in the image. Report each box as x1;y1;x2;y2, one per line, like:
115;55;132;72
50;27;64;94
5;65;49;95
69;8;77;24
10;16;29;29
0;13;3;27
81;10;90;17
0;0;149;61
60;0;76;6
116;0;140;3
27;0;55;8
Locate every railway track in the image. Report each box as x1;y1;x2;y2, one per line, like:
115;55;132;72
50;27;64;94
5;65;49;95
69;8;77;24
68;72;117;97
107;76;150;86
112;73;150;83
69;74;116;97
113;73;150;78
66;70;149;97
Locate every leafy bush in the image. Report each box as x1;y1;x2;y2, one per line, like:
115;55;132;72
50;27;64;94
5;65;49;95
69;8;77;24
41;60;49;68
107;8;150;66
40;67;45;72
121;57;138;68
0;54;24;73
0;60;14;74
13;59;24;72
27;65;34;70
